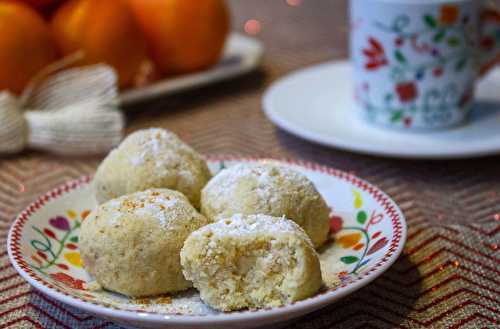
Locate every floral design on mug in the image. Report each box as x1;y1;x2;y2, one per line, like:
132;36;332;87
395;81;418;103
357;4;483;127
440;5;460;25
363;37;388;70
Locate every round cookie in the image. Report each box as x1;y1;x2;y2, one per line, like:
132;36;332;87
201;163;330;248
79;189;210;297
180;214;323;311
93;128;211;208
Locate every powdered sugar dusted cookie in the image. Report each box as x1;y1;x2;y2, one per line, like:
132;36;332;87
93;128;211;208
180;214;322;311
80;189;209;297
201;163;330;247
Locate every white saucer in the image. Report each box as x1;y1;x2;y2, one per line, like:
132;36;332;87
263;60;500;159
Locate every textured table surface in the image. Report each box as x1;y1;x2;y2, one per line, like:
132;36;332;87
1;1;499;328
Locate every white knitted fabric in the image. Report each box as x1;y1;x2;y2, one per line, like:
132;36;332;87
0;64;124;155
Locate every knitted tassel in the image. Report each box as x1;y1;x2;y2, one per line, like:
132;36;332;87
0;64;124;155
0;93;26;154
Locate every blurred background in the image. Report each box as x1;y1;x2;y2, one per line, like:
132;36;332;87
127;0;349;153
1;1;500;328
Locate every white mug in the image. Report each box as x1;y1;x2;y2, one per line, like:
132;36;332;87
350;0;500;130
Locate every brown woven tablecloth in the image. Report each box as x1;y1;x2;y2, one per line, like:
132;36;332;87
1;1;499;328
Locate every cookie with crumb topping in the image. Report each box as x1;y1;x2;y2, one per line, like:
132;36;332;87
201;163;330;248
93;128;211;208
79;189;209;297
180;214;322;311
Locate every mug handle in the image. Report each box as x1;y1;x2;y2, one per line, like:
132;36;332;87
479;6;500;76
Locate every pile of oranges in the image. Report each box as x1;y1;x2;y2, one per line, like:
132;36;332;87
0;0;230;94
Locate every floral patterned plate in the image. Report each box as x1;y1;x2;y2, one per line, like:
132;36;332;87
8;157;406;329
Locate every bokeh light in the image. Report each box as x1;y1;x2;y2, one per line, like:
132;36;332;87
286;0;303;6
244;19;261;35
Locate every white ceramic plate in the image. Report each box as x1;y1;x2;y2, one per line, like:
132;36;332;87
8;157;406;329
263;60;500;159
120;33;263;106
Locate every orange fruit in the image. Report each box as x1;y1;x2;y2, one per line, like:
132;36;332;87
19;0;59;10
51;0;148;87
0;1;57;94
18;0;66;19
128;0;230;74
